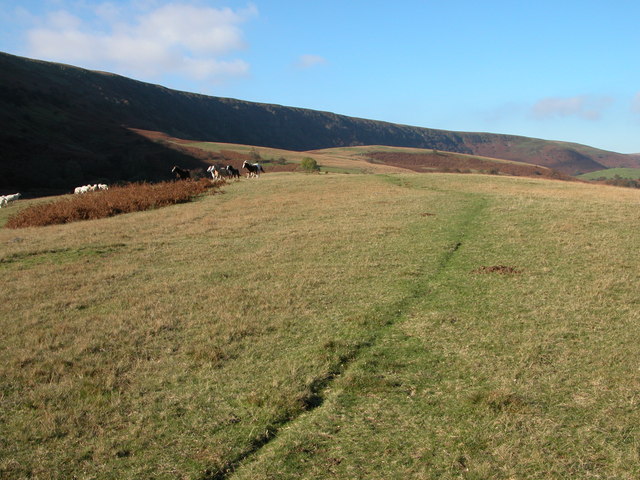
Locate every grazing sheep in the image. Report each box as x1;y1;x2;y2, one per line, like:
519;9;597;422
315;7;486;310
0;193;21;207
74;184;107;194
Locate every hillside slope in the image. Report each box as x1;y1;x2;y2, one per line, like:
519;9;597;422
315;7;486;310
132;130;575;180
1;51;638;191
2;173;640;478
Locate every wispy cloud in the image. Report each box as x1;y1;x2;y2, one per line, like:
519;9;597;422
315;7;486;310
531;95;613;120
295;54;327;69
25;2;257;84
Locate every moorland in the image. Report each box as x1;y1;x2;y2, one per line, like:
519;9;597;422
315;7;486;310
2;171;640;479
2;51;640;193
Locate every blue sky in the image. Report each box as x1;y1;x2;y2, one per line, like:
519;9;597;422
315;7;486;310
1;0;639;153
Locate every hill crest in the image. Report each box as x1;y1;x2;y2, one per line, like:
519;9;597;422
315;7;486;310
1;51;638;191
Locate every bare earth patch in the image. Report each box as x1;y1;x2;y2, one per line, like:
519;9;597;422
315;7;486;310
472;265;522;274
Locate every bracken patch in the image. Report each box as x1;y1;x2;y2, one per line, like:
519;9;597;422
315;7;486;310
6;179;223;228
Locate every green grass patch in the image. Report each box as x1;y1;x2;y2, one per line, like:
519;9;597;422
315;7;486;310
578;167;640;180
318;166;363;174
0;244;127;270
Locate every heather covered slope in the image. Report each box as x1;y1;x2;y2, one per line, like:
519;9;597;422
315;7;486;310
132;130;575;179
2;51;638;191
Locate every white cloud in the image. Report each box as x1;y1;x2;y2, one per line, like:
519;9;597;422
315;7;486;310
25;2;257;84
28;28;100;63
531;95;613;120
94;3;123;23
295;54;327;69
136;4;253;54
47;10;83;30
183;57;250;80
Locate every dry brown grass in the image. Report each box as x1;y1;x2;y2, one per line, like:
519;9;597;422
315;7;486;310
6;179;222;228
2;172;640;479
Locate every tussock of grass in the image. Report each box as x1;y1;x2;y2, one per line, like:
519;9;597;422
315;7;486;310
6;179;222;228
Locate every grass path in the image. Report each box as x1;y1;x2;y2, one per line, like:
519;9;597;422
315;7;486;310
230;175;640;479
209;178;490;479
1;173;470;478
226;178;492;479
2;173;640;479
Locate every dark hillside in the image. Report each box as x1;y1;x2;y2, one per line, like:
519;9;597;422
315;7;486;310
1;52;638;191
462;134;608;174
0;55;210;192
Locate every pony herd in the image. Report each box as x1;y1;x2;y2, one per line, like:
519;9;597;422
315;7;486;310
1;161;264;211
0;193;20;208
173;161;265;181
207;164;240;180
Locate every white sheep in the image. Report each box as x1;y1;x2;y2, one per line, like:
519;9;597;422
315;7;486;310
74;184;105;194
0;193;21;207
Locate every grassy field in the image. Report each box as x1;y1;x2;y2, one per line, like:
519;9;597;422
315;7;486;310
578;167;640;180
133;129;586;179
179;142;407;174
2;172;640;479
130;128;402;175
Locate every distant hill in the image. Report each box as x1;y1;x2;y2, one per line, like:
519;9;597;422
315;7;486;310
1;51;639;192
136;130;576;180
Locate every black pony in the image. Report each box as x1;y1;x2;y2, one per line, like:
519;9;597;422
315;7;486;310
242;161;265;178
226;165;241;178
171;166;191;180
